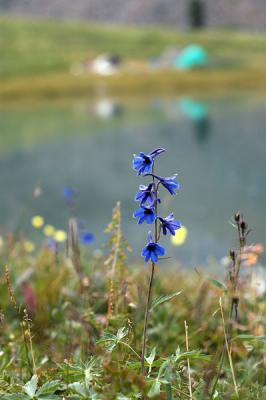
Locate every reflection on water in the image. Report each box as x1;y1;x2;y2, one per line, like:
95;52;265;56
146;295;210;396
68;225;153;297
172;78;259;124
179;98;211;144
0;94;265;266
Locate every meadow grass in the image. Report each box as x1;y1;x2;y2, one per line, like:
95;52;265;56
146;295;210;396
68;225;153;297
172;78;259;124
1;17;266;100
0;204;265;399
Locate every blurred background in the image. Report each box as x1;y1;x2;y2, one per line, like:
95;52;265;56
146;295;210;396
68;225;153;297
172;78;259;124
0;0;266;267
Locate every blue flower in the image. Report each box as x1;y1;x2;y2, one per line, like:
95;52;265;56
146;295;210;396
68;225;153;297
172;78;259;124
159;213;181;236
63;187;76;199
135;183;155;205
80;232;95;245
133;148;165;175
46;238;57;252
141;231;165;263
133;204;156;225
151;174;180;195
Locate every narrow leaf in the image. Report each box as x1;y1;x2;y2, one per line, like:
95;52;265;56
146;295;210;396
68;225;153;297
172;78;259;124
150;291;182;311
234;334;266;343
208;278;228;293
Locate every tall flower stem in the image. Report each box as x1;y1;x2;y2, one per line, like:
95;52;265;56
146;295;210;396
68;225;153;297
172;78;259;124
133;149;180;375
141;173;158;375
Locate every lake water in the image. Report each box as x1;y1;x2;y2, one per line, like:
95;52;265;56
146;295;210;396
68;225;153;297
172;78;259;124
0;94;265;267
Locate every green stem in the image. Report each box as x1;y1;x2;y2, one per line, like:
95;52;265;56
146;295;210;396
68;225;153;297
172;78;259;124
141;262;155;374
120;341;141;360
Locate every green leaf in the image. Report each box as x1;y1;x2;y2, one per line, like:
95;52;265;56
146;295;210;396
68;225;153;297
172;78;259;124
107;342;117;352
127;359;162;370
116;395;130;400
208;278;228;293
36;380;60;396
116;327;128;340
97;327;128;353
234;334;266;343
145;347;156;366
1;395;29;400
23;375;38;398
150;291;182;311
97;332;117;343
145;347;156;376
176;350;210;361
148;380;161;397
38;396;60;400
68;382;87;397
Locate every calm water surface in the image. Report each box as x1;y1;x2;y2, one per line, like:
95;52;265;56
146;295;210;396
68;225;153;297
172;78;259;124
0;94;265;266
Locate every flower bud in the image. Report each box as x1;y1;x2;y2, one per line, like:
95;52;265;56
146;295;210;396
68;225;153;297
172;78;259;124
240;220;247;232
234;212;240;223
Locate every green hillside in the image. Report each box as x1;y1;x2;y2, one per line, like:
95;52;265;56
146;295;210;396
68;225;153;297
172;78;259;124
1;17;266;99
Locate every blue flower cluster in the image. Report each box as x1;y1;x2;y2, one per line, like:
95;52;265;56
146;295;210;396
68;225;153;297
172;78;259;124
133;148;181;263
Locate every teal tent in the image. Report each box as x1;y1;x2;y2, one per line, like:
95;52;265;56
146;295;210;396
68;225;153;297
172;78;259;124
175;45;208;70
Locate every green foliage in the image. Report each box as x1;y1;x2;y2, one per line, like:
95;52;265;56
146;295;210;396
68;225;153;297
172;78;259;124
2;375;61;399
0;218;265;398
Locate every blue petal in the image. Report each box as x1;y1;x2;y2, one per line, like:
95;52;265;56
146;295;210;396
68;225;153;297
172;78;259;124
162;225;167;235
133;156;144;169
133;208;144;218
138;166;146;176
135;191;143;201
138;216;146;224
168;226;176;235
172;221;181;229
165;213;175;222
155;244;165;256
151;251;158;263
146;213;155;224
143;163;152;174
141;246;149;257
145;254;151;262
149;148;165;159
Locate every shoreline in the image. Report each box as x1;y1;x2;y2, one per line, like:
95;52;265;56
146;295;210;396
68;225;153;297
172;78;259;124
1;67;266;103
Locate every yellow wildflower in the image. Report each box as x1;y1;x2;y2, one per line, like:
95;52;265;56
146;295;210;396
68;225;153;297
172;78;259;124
171;226;188;246
31;215;44;229
24;241;35;253
43;224;55;237
54;230;67;242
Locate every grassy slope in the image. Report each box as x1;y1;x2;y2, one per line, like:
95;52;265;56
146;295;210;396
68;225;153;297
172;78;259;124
1;17;266;99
